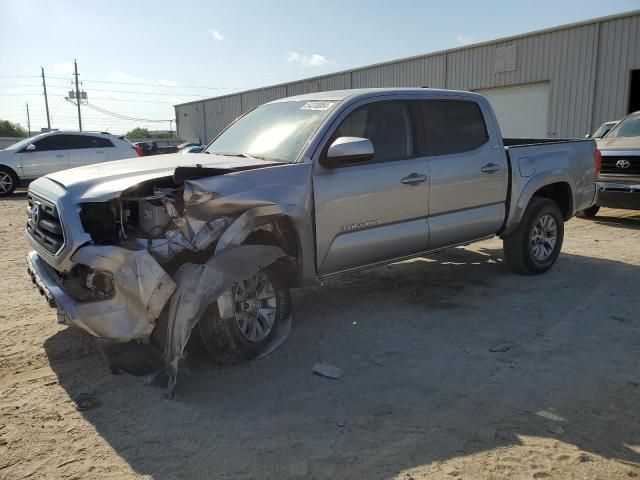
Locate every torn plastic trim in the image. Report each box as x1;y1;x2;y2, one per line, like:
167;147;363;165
165;244;286;398
67;246;177;342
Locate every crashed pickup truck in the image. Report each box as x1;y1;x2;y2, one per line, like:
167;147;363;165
25;88;598;393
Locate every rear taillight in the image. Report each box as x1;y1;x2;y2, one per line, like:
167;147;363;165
133;146;143;157
595;149;602;177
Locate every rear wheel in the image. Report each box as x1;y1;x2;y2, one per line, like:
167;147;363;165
197;264;291;364
577;205;600;218
503;197;564;275
0;167;18;197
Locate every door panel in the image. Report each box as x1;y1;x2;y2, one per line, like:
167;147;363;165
20;135;70;178
427;145;507;249
21;150;69;178
68;135;108;168
411;99;507;250
314;159;430;275
68;148;107;168
428;203;505;249
313;100;430;276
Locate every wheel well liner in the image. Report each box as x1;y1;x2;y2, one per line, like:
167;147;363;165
532;182;573;220
243;217;300;285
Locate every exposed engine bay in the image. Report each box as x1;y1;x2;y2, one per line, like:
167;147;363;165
26;159;316;397
57;169;302;396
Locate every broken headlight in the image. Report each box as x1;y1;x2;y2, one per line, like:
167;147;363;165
85;269;115;300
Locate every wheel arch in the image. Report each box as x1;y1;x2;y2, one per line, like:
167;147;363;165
503;173;575;236
214;204;318;287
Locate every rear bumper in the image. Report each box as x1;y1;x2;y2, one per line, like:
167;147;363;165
595;181;640;210
26;247;176;343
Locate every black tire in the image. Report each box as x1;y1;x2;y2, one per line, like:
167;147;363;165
503;197;564;275
577;205;600;218
0;166;18;197
197;264;291;364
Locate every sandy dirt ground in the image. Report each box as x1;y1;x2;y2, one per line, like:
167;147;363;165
1;189;640;479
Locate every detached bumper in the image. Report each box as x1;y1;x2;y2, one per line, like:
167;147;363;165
596;182;640;210
26;247;176;343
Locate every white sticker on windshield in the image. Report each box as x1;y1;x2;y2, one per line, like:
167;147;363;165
301;101;335;111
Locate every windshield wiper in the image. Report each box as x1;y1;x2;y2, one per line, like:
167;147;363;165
211;152;267;160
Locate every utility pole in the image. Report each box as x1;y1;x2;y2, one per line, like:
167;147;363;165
41;66;51;130
26;103;31;136
73;59;82;131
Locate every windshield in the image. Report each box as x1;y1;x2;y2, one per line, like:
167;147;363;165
606;113;640;138
5;133;47;151
206;100;338;163
592;122;616;138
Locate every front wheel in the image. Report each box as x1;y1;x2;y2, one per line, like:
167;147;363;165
0;167;18;197
503;197;564;275
197;264;291;364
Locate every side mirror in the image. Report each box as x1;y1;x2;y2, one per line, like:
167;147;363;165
320;137;374;168
25;144;36;152
584;134;591;139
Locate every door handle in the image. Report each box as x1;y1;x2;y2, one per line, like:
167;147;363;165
481;163;500;174
55;154;65;158
401;173;427;186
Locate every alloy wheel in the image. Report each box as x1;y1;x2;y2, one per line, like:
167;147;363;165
530;214;557;261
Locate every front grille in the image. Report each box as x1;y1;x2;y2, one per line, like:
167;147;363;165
26;193;65;255
600;155;640;176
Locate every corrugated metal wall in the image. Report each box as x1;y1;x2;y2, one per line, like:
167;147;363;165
175;101;206;143
176;11;640;142
593;15;640;128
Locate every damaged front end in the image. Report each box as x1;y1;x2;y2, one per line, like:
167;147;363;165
27;163;307;395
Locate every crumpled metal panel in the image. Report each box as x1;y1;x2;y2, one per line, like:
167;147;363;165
69;246;177;341
164;244;285;397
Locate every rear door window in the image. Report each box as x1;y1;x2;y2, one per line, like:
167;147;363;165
411;100;489;156
64;135;97;149
335;101;413;161
91;136;114;148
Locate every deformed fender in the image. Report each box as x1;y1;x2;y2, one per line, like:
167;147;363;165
502;170;575;236
214;203;318;286
165;244;286;397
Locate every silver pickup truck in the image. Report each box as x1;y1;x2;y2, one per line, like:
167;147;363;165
25;88;598;391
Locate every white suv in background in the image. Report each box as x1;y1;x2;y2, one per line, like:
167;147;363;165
0;131;140;196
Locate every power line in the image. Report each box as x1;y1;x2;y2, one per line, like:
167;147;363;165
81;79;234;90
16;75;236;91
83;101;171;122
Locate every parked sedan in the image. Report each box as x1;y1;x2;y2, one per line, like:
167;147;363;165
0;131;139;196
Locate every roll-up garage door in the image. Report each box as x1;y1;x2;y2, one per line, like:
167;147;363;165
476;82;550;138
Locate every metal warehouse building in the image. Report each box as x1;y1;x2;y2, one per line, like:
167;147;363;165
175;10;640;143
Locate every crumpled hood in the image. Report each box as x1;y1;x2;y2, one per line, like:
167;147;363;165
597;136;640;151
40;152;282;202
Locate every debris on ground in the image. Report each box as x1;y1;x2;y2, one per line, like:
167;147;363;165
72;393;101;411
489;342;512;353
443;465;461;476
534;410;567;422
546;425;565;435
312;362;343;379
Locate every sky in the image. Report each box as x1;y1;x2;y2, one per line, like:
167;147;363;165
1;0;638;135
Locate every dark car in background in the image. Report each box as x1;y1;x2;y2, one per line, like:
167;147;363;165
133;141;179;156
